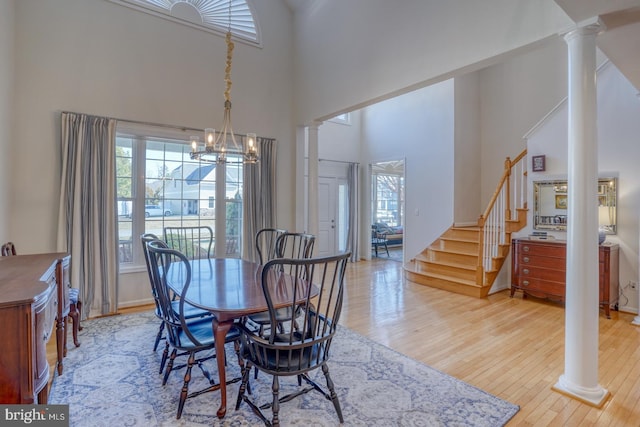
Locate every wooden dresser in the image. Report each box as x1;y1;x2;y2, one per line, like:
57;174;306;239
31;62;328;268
511;239;619;318
0;253;70;403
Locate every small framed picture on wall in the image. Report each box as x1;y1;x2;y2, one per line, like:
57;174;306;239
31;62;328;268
532;155;546;172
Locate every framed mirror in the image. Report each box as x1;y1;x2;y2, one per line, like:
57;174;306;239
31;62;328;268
533;178;617;234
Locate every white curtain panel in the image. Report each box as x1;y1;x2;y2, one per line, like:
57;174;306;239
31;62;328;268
57;112;119;318
347;163;360;261
242;137;277;262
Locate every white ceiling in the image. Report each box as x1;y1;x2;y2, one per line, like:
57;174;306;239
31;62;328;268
285;1;640;91
554;0;640;91
284;0;308;13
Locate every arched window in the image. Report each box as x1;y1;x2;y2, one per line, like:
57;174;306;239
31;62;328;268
111;0;261;46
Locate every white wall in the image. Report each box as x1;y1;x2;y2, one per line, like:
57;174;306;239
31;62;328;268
522;62;640;313
292;0;572;125
478;37;569;205
11;0;294;256
318;112;361;163
454;72;481;224
361;80;455;261
11;0;294;307
0;0;14;243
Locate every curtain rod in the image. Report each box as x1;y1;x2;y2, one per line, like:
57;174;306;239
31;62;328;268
61;111;273;140
61;110;206;134
319;158;360;165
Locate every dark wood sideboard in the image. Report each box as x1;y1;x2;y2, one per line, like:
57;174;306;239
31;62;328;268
511;238;619;318
0;253;71;403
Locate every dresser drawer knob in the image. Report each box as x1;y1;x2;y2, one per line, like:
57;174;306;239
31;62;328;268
523;257;529;263
523;246;530;252
523;269;529;275
523;280;529;286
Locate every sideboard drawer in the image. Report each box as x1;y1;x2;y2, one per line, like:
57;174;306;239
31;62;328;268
519;265;566;283
518;253;566;271
518;277;565;299
518;242;566;258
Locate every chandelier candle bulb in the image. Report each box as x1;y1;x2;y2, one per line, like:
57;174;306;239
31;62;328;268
247;133;256;154
190;136;199;153
205;128;215;149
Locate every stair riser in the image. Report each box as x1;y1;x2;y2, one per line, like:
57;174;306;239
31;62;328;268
405;271;485;298
444;229;479;241
439;239;478;253
427;250;477;265
416;261;476;280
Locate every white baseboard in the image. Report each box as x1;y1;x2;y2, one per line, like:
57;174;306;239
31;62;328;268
618;305;638;315
488;284;510;295
119;297;154;309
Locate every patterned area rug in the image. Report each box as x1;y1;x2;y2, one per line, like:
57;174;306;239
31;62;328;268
50;311;519;426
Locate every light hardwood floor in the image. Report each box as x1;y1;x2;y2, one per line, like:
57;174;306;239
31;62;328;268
52;256;640;426
340;257;640;427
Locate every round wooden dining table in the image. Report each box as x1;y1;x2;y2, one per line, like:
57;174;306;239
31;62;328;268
165;257;317;419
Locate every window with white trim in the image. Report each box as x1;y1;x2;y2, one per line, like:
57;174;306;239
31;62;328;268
109;0;261;46
116;125;243;270
328;113;351;125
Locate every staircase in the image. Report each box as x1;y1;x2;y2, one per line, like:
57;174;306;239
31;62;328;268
405;150;528;297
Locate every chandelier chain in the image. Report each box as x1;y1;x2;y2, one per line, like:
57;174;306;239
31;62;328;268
224;32;234;103
189;0;258;164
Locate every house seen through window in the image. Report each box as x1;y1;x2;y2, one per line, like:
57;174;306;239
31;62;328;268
116;127;242;268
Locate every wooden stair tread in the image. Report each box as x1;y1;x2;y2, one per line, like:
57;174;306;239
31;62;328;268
440;236;479;243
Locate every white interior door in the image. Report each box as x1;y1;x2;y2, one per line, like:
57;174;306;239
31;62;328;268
318;177;337;256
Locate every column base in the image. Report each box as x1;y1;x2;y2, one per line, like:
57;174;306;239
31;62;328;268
552;375;610;408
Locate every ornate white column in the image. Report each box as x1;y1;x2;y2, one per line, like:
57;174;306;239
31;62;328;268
307;121;321;237
552;18;609;407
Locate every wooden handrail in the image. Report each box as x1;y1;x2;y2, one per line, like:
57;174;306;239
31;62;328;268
511;149;527;165
480;149;527;223
476;148;527;287
481;169;510;221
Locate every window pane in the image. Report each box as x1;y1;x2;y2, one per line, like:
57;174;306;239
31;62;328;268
116;129;244;265
116;137;134;263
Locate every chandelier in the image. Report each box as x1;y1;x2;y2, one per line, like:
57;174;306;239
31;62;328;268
190;6;258;165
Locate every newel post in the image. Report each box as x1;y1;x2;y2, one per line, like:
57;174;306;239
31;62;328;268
476;215;485;286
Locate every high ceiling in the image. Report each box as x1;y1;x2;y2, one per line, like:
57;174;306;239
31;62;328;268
555;0;640;91
285;1;640;91
284;0;307;13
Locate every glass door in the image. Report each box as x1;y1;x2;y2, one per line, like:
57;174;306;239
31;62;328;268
371;160;405;260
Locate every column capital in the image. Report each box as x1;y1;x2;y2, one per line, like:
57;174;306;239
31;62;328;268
308;120;323;130
563;16;606;42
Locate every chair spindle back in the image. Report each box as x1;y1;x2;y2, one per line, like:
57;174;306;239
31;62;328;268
255;228;286;264
164;226;213;260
